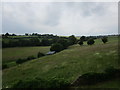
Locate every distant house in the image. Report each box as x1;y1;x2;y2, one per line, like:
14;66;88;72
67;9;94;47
46;51;56;55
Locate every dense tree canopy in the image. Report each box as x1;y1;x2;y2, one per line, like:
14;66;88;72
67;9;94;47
78;40;83;46
57;38;69;49
80;36;86;41
68;35;77;45
87;38;95;45
50;43;64;52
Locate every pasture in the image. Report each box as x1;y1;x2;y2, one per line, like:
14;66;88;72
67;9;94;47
2;36;119;88
2;46;50;63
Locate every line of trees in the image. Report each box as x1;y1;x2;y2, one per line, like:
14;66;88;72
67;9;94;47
78;36;108;46
2;33;108;48
2;35;64;48
2;33;77;49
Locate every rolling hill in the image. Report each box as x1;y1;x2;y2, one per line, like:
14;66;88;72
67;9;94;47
2;36;119;88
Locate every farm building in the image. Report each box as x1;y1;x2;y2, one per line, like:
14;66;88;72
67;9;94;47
46;51;56;55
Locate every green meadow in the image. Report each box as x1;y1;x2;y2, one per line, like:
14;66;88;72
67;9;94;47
2;36;119;88
2;46;50;63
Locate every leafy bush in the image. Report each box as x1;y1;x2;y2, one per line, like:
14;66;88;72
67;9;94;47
16;58;25;64
80;36;86;41
27;56;36;60
2;64;8;69
68;35;77;45
16;56;36;64
78;40;83;45
11;77;70;88
37;52;45;58
79;72;107;85
104;66;120;77
57;38;69;49
50;43;64;52
72;67;120;86
101;36;108;43
87;38;95;45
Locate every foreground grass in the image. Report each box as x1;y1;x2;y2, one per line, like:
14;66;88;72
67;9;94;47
2;36;119;88
2;46;50;63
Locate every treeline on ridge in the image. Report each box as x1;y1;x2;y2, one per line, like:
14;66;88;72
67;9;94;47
2;33;109;48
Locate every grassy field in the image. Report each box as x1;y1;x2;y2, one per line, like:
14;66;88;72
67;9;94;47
2;36;120;88
2;46;50;63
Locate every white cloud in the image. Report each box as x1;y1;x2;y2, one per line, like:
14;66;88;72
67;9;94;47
2;2;118;36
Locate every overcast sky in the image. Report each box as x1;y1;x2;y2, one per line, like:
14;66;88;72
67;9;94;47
2;2;118;36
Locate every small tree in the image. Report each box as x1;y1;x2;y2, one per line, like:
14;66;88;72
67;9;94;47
80;36;86;41
57;38;69;49
87;38;95;45
101;37;108;44
50;43;64;52
78;40;83;45
68;35;77;45
5;32;9;36
25;33;29;36
37;52;45;58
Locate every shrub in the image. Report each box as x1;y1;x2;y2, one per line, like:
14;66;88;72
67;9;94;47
79;72;108;85
37;52;45;58
104;66;120;77
101;36;108;43
68;35;77;45
2;64;8;69
57;38;69;49
80;36;86;41
87;38;95;45
50;43;64;52
78;40;83;45
27;56;36;60
16;56;36;64
16;58;26;64
72;67;120;86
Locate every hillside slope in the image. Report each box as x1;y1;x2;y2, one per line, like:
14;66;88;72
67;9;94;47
3;37;119;88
